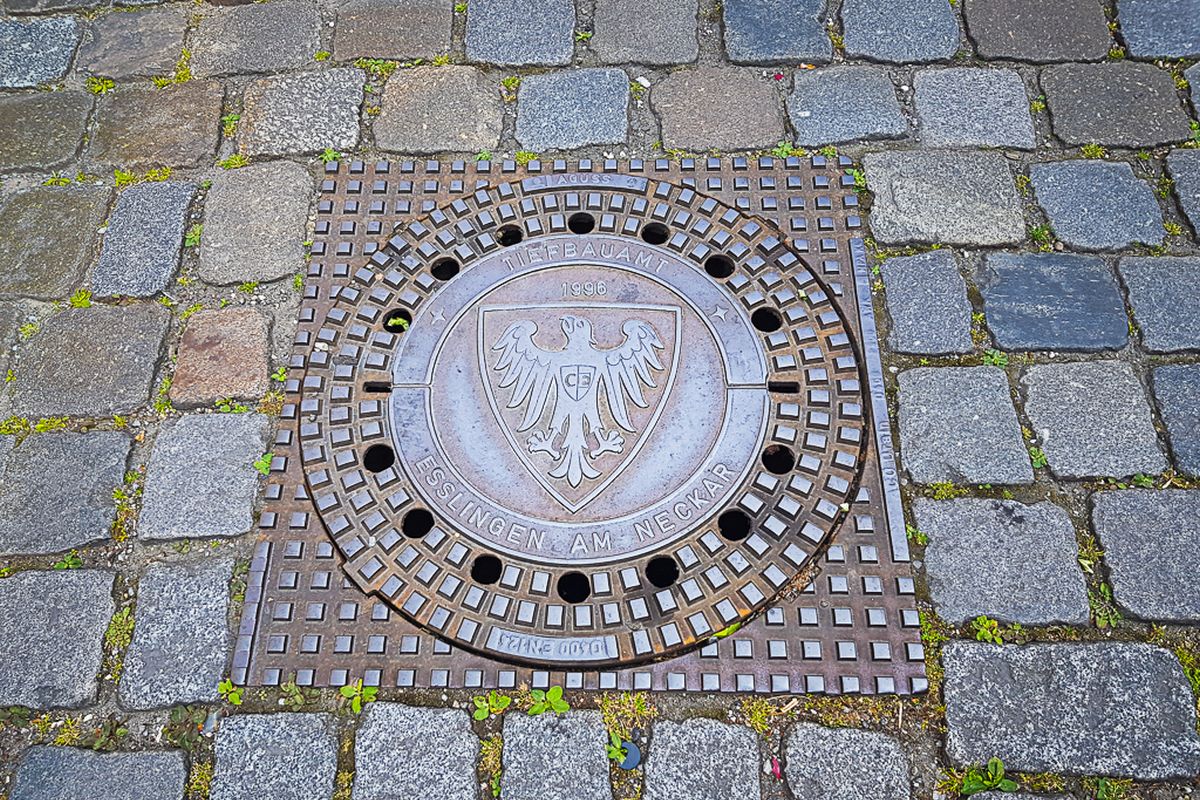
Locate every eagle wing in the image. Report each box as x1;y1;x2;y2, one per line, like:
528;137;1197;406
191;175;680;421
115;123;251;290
491;320;556;431
601;319;666;432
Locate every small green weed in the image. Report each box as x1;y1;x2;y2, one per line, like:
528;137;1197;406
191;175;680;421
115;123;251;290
432;53;451;66
527;685;569;715
151;48;192;88
237;280;258;294
574;30;592;41
86;76;115;95
217;678;243;706
1029;95;1046;113
1084;777;1132;800
971;615;1003;645
740;696;775;736
982;348;1009;367
339;678;377;713
1029;224;1055;251
43;172;72;186
220;113;240;138
319;148;343;164
1029;446;1048;469
354;58;398;80
215;397;250;413
514;150;537;166
472;690;512;720
905;523;928;546
218;154;249;169
1089;582;1122;629
960;757;1018;794
454;2;467;11
153;376;174;416
184;223;203;248
1080;143;1108;158
480;735;502;798
314;50;331;62
163;706;207;751
68;288;92;308
928;481;968;500
53;550;83;570
253;452;273;476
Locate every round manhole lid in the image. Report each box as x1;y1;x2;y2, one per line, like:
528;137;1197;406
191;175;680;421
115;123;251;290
301;173;867;668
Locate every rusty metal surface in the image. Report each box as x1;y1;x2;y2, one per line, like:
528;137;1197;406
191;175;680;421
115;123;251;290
233;156;927;695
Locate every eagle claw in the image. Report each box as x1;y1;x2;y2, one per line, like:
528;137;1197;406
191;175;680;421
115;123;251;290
527;429;560;457
590;428;625;458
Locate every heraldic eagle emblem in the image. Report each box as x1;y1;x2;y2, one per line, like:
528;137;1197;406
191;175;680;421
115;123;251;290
489;314;667;489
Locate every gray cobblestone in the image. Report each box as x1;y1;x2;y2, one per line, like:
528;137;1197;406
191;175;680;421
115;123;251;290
0;92;91;172
242;69;364;157
963;0;1112;61
653;67;785;151
0;17;80;89
78;5;187;79
332;0;452;61
914;68;1035;149
375;66;501;154
881;250;972;356
213;714;338;800
841;0;960;63
89;82;224;170
644;718;759;800
1030;160;1163;251
593;0;698;65
1120;256;1200;352
1154;364;1200;476
1167;148;1200;235
465;0;574;66
12;747;185;800
1041;62;1193;147
192;0;321;78
516;69;629;151
355;704;477;800
1117;0;1200;57
503;711;612;800
787;66;907;147
93;181;194;298
0;185;109;299
723;0;830;64
784;724;910;800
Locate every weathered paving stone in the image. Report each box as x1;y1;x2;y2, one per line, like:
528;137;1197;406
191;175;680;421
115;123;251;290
593;0;698;65
242;69;364;157
516;69;629;151
1167;149;1200;235
914;68;1035;149
864;151;1024;246
502;711;611;800
0;185;109;299
1118;0;1200;57
1154;364;1200;476
13;305;170;417
139;413;270;540
0;570;113;709
0;92;91;171
978;252;1127;351
375;66;501;153
1030;160;1163;251
1190;62;1200;110
653;67;785;151
355;704;477;800
332;0;452;61
841;0;960;63
1022;361;1167;479
643;719;758;800
963;0;1111;61
881;250;972;355
898;367;1033;485
786;66;907;147
89;82;224;170
78;5;187;79
1041;62;1193;147
723;0;830;64
171;309;270;407
465;0;574;66
12;747;186;800
1120;257;1200;352
120;559;232;709
192;0;322;78
92;181;195;297
0;17;80;89
213;713;338;800
1093;490;1200;622
916;498;1089;625
784;724;910;800
200;161;311;285
0;432;131;556
944;642;1200;778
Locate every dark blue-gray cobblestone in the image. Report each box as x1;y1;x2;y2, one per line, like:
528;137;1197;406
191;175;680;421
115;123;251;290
914;68;1035;149
1168;149;1200;235
723;0;830;64
1154;364;1200;476
784;724;910;800
0;17;80;89
1118;0;1200;57
899;367;1033;485
516;69;629;151
213;714;338;800
355;704;477;800
881;250;972;355
643;719;758;800
1119;256;1200;352
1093;490;1200;622
787;66;907;147
944;642;1200;778
917;498;1089;625
841;0;959;63
465;0;574;66
1041;62;1193;147
978;252;1128;351
1022;361;1167;479
12;747;186;800
93;181;194;298
1030;160;1163;251
963;0;1112;62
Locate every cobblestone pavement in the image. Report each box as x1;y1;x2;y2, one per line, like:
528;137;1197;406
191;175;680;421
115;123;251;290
1;0;1199;798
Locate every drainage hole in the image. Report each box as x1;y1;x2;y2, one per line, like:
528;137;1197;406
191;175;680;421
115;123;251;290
761;444;796;475
640;222;670;245
471;554;503;585
362;443;395;473
402;508;435;538
556;571;591;603
717;509;752;542
645;556;680;589
497;224;524;246
567;212;596;234
705;254;735;279
431;258;460;281
363;381;392;393
767;381;800;394
751;307;783;332
383;308;412;333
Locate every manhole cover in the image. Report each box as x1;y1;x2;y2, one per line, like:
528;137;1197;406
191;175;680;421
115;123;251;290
302;172;868;668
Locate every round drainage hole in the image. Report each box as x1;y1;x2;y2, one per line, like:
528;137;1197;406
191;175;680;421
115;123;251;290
383;308;413;333
568;212;596;234
717;509;752;541
556;571;591;603
362;443;395;473
431;258;460;281
751;307;783;332
402;508;435;538
471;554;502;585
645;556;680;589
761;444;796;475
640;222;670;245
705;254;735;279
497;225;524;246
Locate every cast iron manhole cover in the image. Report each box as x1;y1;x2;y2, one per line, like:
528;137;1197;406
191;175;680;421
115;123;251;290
302;173;868;668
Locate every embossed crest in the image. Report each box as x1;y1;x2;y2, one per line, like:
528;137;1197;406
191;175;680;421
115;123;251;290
479;303;682;512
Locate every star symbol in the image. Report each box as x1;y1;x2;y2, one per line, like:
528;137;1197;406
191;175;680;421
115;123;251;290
429;308;445;324
711;305;728;322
